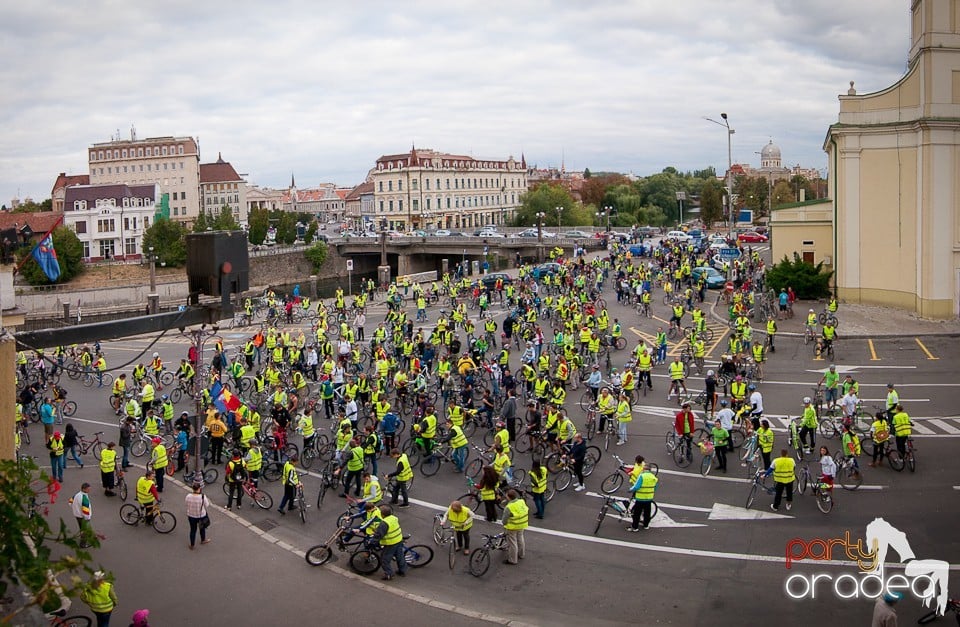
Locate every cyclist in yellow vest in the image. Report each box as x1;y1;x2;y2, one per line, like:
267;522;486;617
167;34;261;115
501;489;529;565
340;439;365;498
668;356;687;400
277;455;300;514
81;570;118;625
441;499;475;554
136;469;160;522
528;459;548;520
615;392;632;445
869;412;891;467
628;465;658;531
766;449;796;512
244;443;263;487
371;505;407;580
387;448;412;507
359;471;382;505
756;418;775;469
99;442;118;496
891;404;913;457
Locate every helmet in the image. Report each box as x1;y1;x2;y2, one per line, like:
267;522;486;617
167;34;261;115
707;370;715;376
53;431;61;438
161;394;168;401
803;397;811;404
152;352;159;358
181;411;189;416
887;383;894;388
496;421;505;428
720;399;728;407
809;308;814;313
735;375;742;382
829;364;836;369
151;437;162;445
747;384;756;391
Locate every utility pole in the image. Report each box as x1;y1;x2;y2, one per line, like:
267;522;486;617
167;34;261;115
181;325;218;487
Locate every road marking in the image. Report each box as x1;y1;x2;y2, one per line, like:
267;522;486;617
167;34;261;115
868;339;880;361
583;491;712;513
656;467;752;485
909;422;935;435
628;326;658;345
915;338;940;360
804;365;916;375
925;419;960;435
708;503;791;521
603;508;706;528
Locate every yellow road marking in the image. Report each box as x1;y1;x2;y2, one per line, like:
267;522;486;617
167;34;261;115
868;339;880;361
704;326;729;358
915;338;939;360
651;315;671;325
628;326;658;345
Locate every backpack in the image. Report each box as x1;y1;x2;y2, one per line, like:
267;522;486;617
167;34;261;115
230;460;247;482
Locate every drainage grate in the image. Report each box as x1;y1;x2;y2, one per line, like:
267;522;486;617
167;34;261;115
254;518;279;532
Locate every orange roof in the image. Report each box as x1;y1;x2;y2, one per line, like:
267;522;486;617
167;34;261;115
199;155;241;183
0;211;64;234
51;173;89;196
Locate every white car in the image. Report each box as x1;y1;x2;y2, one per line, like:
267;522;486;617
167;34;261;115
477;231;505;238
708;236;728;251
433;229;452;237
665;230;692;241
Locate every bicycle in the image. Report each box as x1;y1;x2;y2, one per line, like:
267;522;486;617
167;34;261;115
183;463;219;485
594;494;657;535
295;473;308;523
304;519;369;566
545;444;601;478
796;462;833;514
468;532;506;577
349;535;434;575
745;470;777;509
315;459;340;509
697;439;718;476
431;514;458;570
420;441;469;477
115;469;128;501
119;501;177;533
668;432;694;468
75;431;106;460
221;476;273;509
600;455;659;494
833;454;863;491
817;309;839;328
45;609;92;626
917;598;959;625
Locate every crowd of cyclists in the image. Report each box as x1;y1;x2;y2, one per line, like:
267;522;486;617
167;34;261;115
13;226;919;585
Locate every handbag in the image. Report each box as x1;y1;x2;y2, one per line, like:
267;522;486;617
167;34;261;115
200;515;211;530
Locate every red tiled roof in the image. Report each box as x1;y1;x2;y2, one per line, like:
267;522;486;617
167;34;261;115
335;189;349;200
0;211;64;234
51;173;89;196
344;181;374;201
199;155;241;183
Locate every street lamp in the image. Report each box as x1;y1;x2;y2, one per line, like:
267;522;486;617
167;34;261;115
555;206;563;230
179;324;219;488
675;192;686;226
704;112;735;236
146;246;159;314
535;211;546;261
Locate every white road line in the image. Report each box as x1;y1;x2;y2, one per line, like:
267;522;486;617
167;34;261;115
926;419;960;435
910;422;936;435
656;467;751;484
582;491;712;513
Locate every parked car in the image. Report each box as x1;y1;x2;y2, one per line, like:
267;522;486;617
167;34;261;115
691;266;726;289
407;229;428;237
563;230;593;238
446;231;468;237
359;231;379;238
628;244;647;256
481;272;513;289
638;226;660;237
531;262;562;279
708;236;729;251
517;228;556;238
665;230;692;242
737;231;769;243
432;229;452;237
477;231;505;238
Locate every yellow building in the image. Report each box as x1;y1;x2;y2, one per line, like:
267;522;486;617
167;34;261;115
769;198;834;268
824;0;960;319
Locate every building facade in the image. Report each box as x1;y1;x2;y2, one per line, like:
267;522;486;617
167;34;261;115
50;173;90;212
344;181;375;232
87;131;200;222
62;183;157;261
246;186;285;214
769;198;834;269
282;181;348;224
200;154;248;226
824;0;960;318
369;147;526;231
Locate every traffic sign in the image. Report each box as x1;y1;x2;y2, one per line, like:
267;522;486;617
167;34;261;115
346;259;354;271
718;247;741;261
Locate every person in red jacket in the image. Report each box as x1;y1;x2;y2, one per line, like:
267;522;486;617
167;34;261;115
674;402;696;462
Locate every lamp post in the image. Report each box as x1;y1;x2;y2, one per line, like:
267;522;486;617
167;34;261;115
704;113;735;236
179;324;219;488
535;211;546;261
675;192;686;226
555;205;563;230
147;246;159;314
603;205;612;231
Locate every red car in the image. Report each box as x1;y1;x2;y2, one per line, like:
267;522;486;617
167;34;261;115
737;231;769;243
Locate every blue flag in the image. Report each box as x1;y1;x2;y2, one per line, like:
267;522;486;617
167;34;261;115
32;235;61;282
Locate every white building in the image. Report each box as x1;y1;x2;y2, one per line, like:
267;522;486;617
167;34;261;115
200;154;248;226
62;183;158;261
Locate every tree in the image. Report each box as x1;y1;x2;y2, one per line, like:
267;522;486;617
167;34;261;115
192;210;210;233
0;459;105;621
636;171;683;224
305;219;318;244
13;199;53;213
210;205;240;231
772;180;794;208
142;218;188;267
699;178;724;228
513;184;575;227
304;242;328;272
17;227;84;286
765;254;833;299
247;208;269;245
581;174;629;209
275;211;298;245
583;168;591;179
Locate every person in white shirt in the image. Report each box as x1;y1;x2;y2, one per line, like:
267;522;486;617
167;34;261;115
748;386;764;430
715;400;736;452
354;311;366;342
840;391;858;421
337;339;351;359
305;347;319;381
344;398;359;427
332;363;345;391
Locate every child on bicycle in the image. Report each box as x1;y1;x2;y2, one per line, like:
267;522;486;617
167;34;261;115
817;446;836;489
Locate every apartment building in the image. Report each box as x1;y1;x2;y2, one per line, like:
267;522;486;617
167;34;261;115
200;154;248;226
62;183;157;261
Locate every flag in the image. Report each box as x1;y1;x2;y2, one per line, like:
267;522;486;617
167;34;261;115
32;234;61;282
209;380;241;415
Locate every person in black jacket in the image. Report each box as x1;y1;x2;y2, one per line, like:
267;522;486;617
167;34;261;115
569;433;587;491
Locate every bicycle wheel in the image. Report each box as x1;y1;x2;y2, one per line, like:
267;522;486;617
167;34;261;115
420;455;440;477
62;401;77;417
593;505;608;535
906;451;915;473
170;388;183;404
301;447;316;469
465;458;484;479
745;483;759;509
886;450;904;471
350;549;381;575
203;468;219;484
448;538;457;570
600;472;623;494
459;493;481;513
729;429;745;450
604;429;612;452
432;517;449;545
58;617;92;627
583;447;601;476
253;489;273;509
798;471;808;495
119;503;140;525
579;391;595;412
261;462;281;482
118;478;128;501
585;416;597;441
317;482;330;509
672;442;692;468
816;489;833;514
297;493;307;524
700;454;713;477
306;544;333;566
514;433;532;454
818;418;838;440
544;479;556;502
664;431;677;452
131;439;147;457
468;548;491;577
545;453;563;474
512;468;527;485
404;544;433;568
152;510;177;534
838;466;862;491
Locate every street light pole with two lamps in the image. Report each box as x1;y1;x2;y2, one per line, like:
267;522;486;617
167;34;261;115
535;211;546;261
704;112;735;237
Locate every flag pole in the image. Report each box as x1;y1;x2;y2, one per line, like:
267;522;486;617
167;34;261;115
13;214;65;276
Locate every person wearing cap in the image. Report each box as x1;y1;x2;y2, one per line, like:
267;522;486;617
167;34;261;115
130;608;150;627
884;384;900;424
100;442;118;496
871;591;900;626
149;438;168;493
799;397;818;454
81;570;118;627
586;364;602;401
47;430;66;482
819;364;840;410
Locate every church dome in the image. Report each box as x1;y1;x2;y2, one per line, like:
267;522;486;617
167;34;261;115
761;140;781;160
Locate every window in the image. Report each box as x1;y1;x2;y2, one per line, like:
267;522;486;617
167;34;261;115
75;221;87;234
163;163;168;170
107;167;112;174
412;179;417;191
97;218;115;233
412;199;418;211
162;147;167;156
378;181;383;192
178;146;183;154
138;148;143;157
398;200;403;211
122;149;127;158
379;200;384;211
426;198;430;210
99;239;116;259
82;241;90;258
388;200;394;212
144;217;149;228
424;179;429;191
446;198;451;209
124;237;137;256
388;181;393;192
172;207;179;216
98;151;104;160
398;180;403;191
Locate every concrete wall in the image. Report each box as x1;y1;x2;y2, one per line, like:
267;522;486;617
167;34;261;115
770;204;834;268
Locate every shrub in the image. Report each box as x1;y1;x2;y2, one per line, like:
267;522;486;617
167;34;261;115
765;254;833;300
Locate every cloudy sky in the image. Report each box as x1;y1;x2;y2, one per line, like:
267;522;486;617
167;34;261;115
1;0;910;204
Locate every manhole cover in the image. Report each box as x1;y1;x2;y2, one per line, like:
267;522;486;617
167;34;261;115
255;519;278;532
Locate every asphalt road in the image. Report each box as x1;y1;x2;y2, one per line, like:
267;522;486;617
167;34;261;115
20;252;960;627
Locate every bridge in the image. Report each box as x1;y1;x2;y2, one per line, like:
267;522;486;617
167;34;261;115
330;234;605;276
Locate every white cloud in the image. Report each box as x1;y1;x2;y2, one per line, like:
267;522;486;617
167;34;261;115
0;0;909;203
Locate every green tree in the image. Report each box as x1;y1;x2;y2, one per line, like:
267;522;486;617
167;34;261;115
305;219;318;244
636;205;668;227
192;210;210;233
275;211;298;245
142;218;188;267
699;178;724;228
247;207;269;245
513;184;575;227
636;170;683;224
304;242;328;272
17;226;84;285
583;168;591;179
765;254;833;299
0;459;105;620
772;180;794;208
13;199;53;213
210;205;240;231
